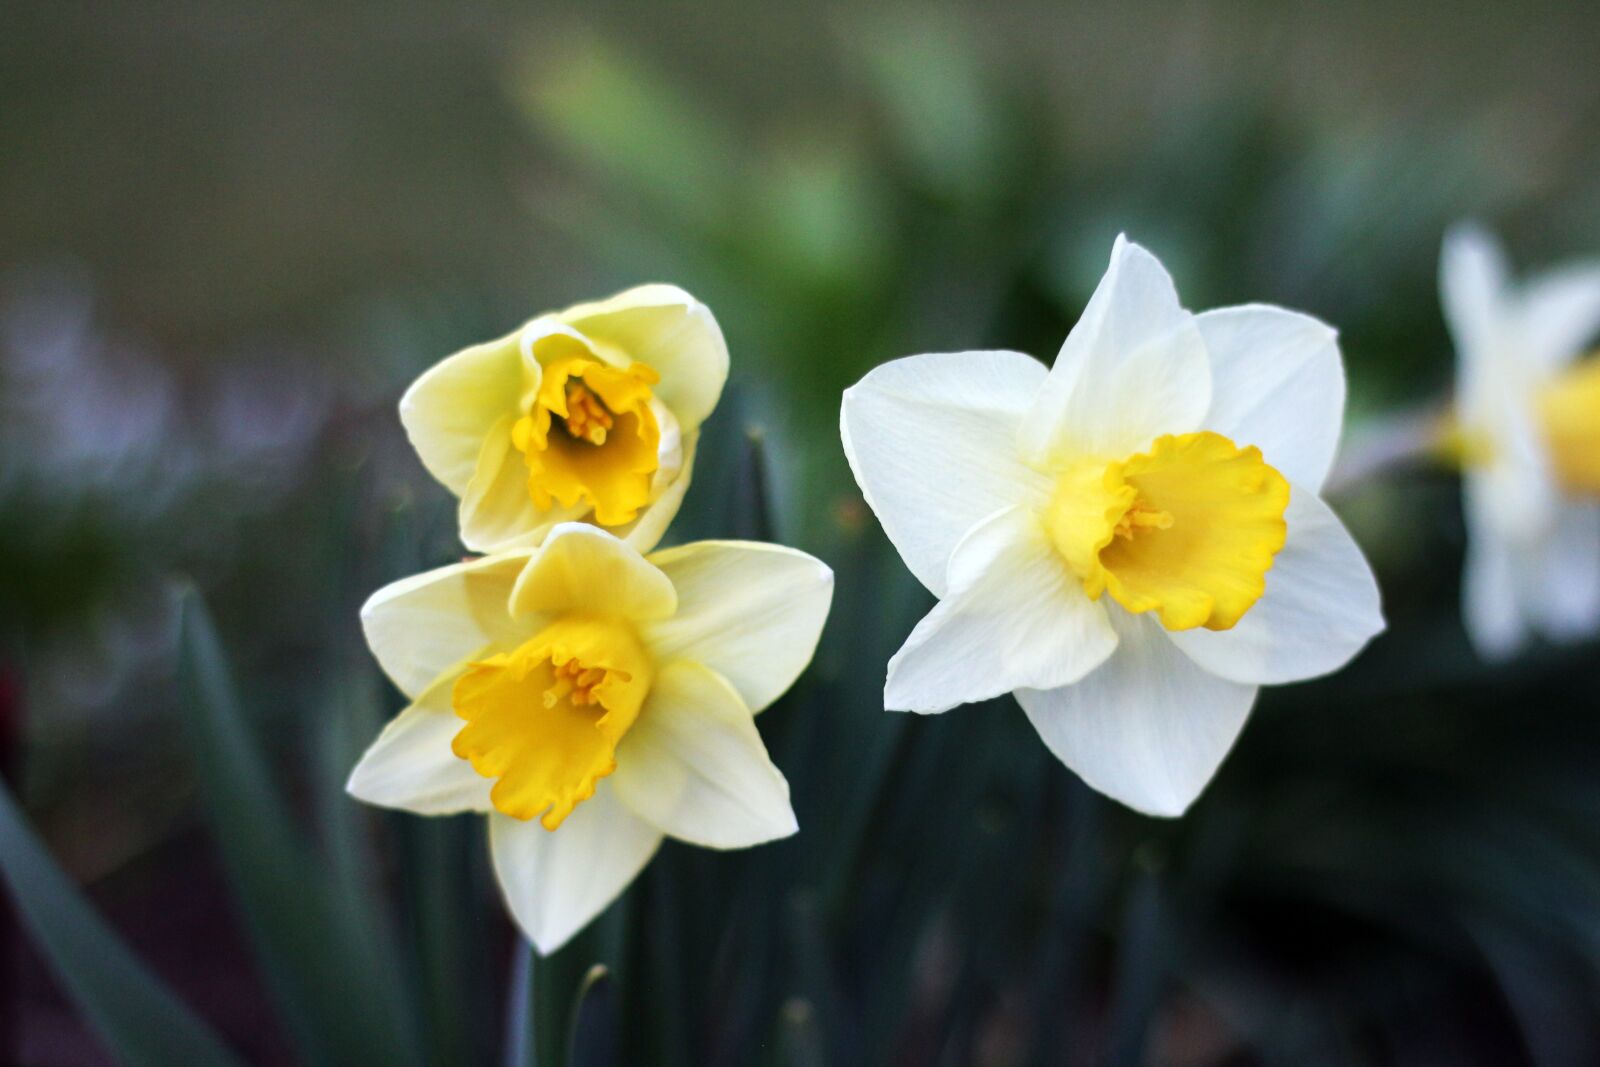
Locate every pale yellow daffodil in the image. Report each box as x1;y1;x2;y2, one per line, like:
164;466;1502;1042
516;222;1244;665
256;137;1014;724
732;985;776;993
842;235;1384;817
1441;225;1600;659
401;285;729;552
348;523;832;954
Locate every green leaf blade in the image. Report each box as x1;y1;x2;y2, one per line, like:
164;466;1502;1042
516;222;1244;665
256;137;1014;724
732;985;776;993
176;583;425;1067
0;778;247;1067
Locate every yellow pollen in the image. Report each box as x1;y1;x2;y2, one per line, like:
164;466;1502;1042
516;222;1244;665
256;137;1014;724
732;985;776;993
451;617;652;829
544;658;612;707
562;382;615;446
1044;431;1290;631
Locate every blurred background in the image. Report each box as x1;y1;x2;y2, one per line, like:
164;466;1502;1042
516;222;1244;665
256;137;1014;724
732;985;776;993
3;2;1600;1064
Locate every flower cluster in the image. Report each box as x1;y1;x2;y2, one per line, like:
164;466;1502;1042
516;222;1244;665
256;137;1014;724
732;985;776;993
350;287;833;953
352;230;1599;953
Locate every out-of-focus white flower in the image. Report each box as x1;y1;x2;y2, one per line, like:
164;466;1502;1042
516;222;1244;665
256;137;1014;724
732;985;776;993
1441;225;1600;659
348;524;832;954
841;235;1383;816
401;286;728;553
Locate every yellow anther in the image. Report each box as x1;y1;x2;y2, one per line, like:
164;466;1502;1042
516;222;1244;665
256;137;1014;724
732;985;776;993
563;382;616;446
542;672;574;709
1112;499;1173;540
543;658;620;709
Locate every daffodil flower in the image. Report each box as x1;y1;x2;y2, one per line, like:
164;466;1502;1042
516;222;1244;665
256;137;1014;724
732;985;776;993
402;285;729;552
841;235;1384;816
347;524;832;953
1441;225;1600;658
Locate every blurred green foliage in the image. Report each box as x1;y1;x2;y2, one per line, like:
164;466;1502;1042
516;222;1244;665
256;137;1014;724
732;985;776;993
3;3;1600;1065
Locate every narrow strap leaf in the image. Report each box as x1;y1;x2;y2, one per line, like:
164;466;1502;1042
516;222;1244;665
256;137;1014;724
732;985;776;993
566;965;617;1067
176;583;425;1067
0;778;246;1067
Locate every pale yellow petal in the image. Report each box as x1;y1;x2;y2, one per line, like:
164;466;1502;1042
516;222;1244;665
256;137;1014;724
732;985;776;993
641;541;833;714
509;523;678;622
610;661;796;848
557;284;728;432
360;550;534;698
400;329;528;495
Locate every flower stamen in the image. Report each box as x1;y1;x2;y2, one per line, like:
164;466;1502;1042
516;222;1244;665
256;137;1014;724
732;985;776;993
546;657;617;708
1113;499;1173;540
562;382;615;446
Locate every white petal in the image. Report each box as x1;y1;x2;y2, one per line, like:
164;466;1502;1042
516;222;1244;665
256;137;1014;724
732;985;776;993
1461;494;1530;660
840;349;1052;596
884;505;1117;713
361;551;534;699
1196;305;1345;492
1466;411;1563;544
1017;612;1257;817
346;673;491;815
1440;223;1510;365
610;661;796;849
640;541;833;714
1171;489;1384;685
1020;234;1211;465
400;331;526;496
1441;227;1561;534
1516;261;1600;372
488;784;663;956
1525;501;1600;642
558;284;729;432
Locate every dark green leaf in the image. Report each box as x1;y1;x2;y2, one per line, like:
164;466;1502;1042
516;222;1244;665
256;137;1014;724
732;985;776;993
0;777;246;1067
175;583;424;1067
1107;851;1166;1067
502;940;537;1067
566;965;617;1067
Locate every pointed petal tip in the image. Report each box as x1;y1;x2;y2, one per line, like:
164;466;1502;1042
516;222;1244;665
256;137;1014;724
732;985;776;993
882;687;959;716
763;811;801;845
1130;793;1197;819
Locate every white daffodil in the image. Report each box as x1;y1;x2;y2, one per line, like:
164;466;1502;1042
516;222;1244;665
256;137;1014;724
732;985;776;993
1441;225;1600;659
841;235;1384;817
402;285;729;553
348;523;832;954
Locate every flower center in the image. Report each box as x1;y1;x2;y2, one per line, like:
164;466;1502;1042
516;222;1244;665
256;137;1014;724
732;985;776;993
561;381;615;445
1044;431;1290;631
1538;354;1600;495
451;616;652;829
510;357;663;527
